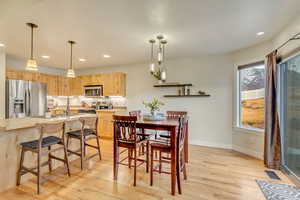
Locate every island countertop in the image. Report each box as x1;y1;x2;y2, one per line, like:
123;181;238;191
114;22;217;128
0;114;97;132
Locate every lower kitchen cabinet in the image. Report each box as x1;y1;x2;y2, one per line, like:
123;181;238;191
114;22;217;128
97;111;114;139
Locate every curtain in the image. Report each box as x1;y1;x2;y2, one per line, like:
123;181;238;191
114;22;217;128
264;50;281;169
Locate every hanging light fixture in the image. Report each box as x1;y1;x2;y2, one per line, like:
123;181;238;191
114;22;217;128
161;40;167;81
148;35;168;83
149;39;156;73
26;23;38;71
66;40;76;78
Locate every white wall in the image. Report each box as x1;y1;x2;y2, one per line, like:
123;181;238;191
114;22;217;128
231;15;300;159
0;49;5;119
77;56;234;149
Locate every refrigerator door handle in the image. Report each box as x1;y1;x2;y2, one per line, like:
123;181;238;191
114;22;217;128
28;89;31;116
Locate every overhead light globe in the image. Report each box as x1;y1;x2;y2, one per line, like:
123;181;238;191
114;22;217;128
26;59;38;71
66;68;75;78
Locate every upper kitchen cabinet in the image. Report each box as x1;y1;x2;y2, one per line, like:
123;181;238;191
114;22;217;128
57;76;71;96
40;74;58;96
6;68;41;81
6;68;23;80
69;77;83;96
103;73;126;96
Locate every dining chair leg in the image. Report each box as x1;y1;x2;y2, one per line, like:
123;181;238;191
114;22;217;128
133;148;137;186
114;146;119;180
37;150;42;194
177;164;182;195
16;148;25;186
63;143;71;177
146;142;149;173
80;137;84;170
150;148;154;186
159;151;162;173
182;152;187;180
96;136;102;160
48;146;52;172
128;149;131;168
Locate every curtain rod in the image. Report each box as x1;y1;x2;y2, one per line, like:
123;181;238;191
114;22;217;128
274;31;300;52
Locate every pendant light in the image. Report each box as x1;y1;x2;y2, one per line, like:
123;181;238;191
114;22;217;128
157;35;164;64
26;23;38;71
66;40;76;78
161;40;167;81
149;39;155;73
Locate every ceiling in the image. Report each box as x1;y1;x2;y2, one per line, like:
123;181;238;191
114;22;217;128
0;0;300;69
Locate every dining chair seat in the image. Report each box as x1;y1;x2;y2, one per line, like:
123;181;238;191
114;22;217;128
20;136;62;149
67;128;95;137
150;142;171;150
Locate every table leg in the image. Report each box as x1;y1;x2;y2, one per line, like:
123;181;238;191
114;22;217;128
184;121;189;163
113;126;117;180
170;126;177;195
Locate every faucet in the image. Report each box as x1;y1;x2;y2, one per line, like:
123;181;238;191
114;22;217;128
66;96;70;116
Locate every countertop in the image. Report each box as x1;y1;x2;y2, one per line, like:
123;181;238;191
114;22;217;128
0;114;97;132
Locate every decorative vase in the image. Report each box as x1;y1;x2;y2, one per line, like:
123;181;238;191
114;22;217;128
150;110;157;116
158;80;163;84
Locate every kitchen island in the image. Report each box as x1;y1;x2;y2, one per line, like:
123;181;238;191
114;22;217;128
0;114;96;192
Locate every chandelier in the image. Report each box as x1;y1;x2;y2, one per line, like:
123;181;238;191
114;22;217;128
149;35;167;83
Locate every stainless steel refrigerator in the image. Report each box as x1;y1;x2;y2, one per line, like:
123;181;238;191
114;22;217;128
5;80;47;118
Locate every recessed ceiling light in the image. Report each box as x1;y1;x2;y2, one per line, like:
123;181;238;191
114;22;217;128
79;58;86;62
41;55;50;59
257;32;265;36
103;54;111;58
0;43;5;47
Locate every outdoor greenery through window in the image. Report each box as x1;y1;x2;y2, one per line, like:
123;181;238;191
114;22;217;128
238;62;265;130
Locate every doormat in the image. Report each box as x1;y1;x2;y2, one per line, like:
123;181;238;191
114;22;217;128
256;180;300;200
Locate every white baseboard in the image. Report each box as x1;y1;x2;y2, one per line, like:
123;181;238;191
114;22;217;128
189;140;232;149
232;145;263;160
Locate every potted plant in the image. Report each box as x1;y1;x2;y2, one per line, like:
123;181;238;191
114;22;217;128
143;98;165;116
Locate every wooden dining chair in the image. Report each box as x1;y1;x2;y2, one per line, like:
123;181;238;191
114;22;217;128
113;115;149;186
17;122;71;194
129;110;141;119
66;116;102;170
159;111;187;140
150;116;188;194
129;110;152;155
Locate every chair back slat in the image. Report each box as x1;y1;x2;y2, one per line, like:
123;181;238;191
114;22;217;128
80;116;98;130
177;116;188;150
36;122;65;147
166;111;187;119
113;115;137;142
129;110;141;119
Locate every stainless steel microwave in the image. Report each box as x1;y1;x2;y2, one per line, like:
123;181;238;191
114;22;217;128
84;85;103;97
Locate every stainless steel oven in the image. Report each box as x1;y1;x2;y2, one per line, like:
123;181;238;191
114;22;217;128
84;85;103;97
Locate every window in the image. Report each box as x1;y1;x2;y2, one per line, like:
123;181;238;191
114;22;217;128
237;61;265;130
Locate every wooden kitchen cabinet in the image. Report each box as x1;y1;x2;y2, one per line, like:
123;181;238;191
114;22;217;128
57;76;70;96
6;68;23;80
6;68;126;97
42;74;59;96
69;77;83;96
97;111;114;139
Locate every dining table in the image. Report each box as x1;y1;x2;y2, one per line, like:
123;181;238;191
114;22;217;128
113;117;189;195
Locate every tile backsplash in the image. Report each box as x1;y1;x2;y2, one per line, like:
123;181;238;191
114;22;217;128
47;96;127;108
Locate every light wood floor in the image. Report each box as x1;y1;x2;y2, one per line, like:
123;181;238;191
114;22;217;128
0;139;293;200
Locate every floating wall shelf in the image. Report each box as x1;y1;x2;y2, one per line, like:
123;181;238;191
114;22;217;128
164;94;210;98
153;83;193;87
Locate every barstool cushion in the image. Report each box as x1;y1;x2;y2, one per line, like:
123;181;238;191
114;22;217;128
67;129;95;137
20;136;62;149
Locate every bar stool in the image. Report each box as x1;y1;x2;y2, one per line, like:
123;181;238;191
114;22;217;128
16;122;70;194
150;116;188;194
66;116;102;170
